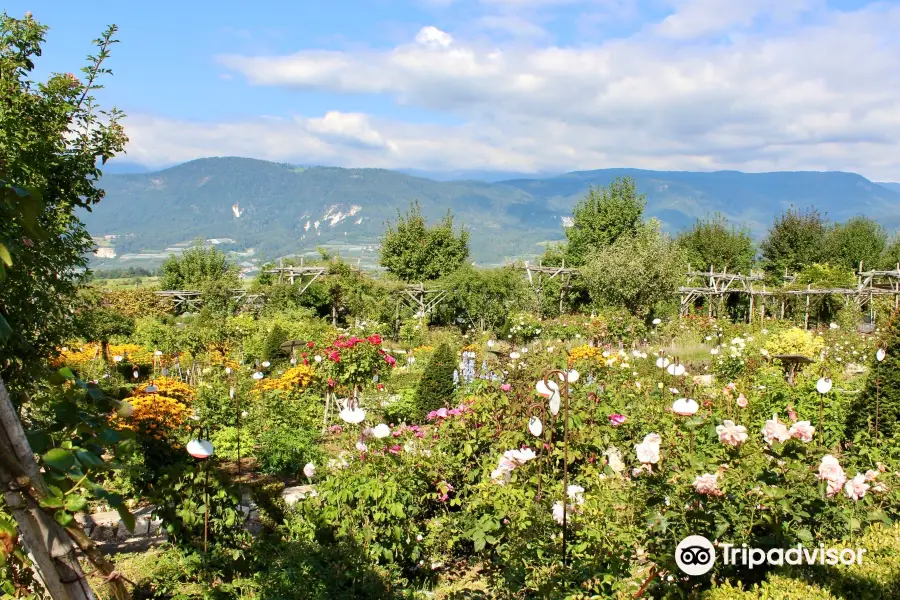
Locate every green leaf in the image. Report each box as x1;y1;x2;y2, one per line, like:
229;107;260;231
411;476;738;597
0;244;11;267
54;511;75;528
64;495;89;513
40;496;65;509
43;448;75;472
117;507;135;533
474;537;486;552
797;528;813;543
58;367;75;380
0;313;11;343
26;432;52;454
74;449;104;469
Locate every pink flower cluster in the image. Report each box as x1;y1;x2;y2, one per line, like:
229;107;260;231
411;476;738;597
426;404;471;422
437;481;454;502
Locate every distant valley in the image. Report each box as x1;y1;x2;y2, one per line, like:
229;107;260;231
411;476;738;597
82;157;900;268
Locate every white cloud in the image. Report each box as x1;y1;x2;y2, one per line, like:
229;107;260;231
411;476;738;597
131;2;900;181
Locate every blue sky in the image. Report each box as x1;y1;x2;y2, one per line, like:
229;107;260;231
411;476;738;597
7;0;900;179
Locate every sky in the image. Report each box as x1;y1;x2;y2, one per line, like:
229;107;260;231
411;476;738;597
8;0;900;180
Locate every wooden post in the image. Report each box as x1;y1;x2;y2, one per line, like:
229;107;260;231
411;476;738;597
804;286;811;330
0;377;127;600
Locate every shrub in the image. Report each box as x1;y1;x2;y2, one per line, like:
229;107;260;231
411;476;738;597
765;327;825;358
414;342;457;419
847;310;900;441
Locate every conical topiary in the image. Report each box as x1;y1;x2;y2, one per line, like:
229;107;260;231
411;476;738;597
415;342;457;420
846;309;900;442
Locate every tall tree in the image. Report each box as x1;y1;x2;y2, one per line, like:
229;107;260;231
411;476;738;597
0;13;130;599
824;216;888;272
760;207;828;278
159;239;238;290
581;221;685;316
564;177;645;266
379;201;469;282
675;213;756;273
884;234;900;269
0;14;127;389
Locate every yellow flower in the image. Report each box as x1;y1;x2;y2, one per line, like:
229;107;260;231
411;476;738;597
568;345;601;364
255;364;317;393
112;394;191;439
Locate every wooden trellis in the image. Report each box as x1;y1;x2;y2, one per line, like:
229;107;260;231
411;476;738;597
397;283;447;319
154;289;265;313
267;264;327;294
678;263;900;327
522;261;581;316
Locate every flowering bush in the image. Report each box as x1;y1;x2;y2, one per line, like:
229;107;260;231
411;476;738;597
113;394;190;439
320;334;394;394
255;364;317;393
765;327;826;358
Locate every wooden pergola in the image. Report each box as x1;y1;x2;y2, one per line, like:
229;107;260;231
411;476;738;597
678;264;900;327
522;261;581;316
154;289;265;312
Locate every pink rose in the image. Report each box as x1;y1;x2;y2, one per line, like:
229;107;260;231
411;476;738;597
693;473;722;496
817;455;844;481
788;421;815;443
844;473;870;501
761;415;790;445
736;393;748;408
609;414;626;427
500;383;511;392
716;420;748;447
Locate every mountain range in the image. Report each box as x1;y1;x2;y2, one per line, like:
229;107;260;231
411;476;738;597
82;157;900;265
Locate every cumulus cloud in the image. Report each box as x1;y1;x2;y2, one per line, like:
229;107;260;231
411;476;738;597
135;1;900;180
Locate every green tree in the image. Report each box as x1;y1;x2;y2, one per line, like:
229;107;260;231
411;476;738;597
414;342;457;420
581;222;685;316
847;310;900;441
159;239;238;290
760;207;828;279
0;13;132;599
880;234;900;269
824;216;888;272
564;177;645;266
379;201;469;282
675;213;756;273
0;14;127;389
73;305;134;363
440;265;526;333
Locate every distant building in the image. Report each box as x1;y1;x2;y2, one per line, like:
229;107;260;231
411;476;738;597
94;247;116;259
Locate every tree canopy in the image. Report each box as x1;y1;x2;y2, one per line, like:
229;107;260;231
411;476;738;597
379;201;469;283
824;215;888;272
564;177;645;266
675;213;756;273
159;240;239;291
0;14;127;388
760;207;828;279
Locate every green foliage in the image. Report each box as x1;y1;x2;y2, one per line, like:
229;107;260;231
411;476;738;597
414;342;456;419
581;222;686;316
881;234;900;269
0;14;127;387
847;311;900;441
761;207;828;278
565;177;645;266
73;305;134;347
439;265;526;333
159;240;238;291
704;524;900;599
825;215;888;272
209;426;255;462
378;201;469;282
676;212;756;273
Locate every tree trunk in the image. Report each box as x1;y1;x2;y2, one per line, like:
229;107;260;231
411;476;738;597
0;376;109;600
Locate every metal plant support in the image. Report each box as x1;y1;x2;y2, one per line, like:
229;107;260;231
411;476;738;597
540;368;573;567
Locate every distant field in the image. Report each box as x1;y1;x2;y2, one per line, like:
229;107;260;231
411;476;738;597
94;276;160;289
